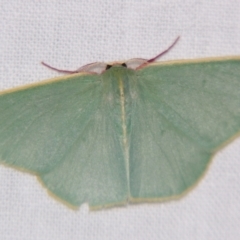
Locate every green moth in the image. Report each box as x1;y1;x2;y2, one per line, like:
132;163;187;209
0;38;240;210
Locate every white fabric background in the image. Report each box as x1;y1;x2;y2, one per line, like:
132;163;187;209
0;1;240;239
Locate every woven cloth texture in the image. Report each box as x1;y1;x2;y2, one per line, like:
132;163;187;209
0;1;240;240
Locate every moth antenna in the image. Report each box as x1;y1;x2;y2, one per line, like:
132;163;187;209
147;36;180;63
41;61;78;74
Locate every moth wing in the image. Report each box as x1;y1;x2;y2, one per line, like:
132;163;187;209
0;74;128;208
129;59;240;200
